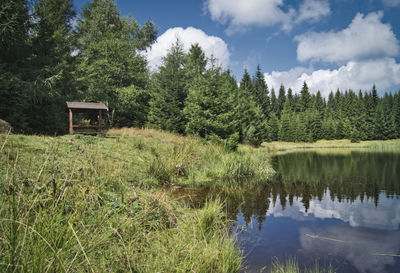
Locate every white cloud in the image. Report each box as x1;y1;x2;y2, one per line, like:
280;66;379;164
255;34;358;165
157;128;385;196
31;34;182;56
382;0;400;7
146;27;230;70
296;0;330;24
205;0;330;34
295;11;400;63
205;0;294;33
264;58;400;96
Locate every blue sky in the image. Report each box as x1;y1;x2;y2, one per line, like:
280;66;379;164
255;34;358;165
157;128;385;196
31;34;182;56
74;0;400;96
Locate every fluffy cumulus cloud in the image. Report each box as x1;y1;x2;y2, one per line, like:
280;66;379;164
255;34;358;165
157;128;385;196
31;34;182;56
146;27;230;70
264;58;400;96
205;0;330;33
264;11;400;95
295;11;400;63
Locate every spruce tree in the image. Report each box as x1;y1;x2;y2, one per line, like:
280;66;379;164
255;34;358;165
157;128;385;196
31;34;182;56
279;100;294;141
184;43;207;88
277;84;286;118
299;82;311;112
352;90;368;140
378;93;395;139
310;110;323;141
268;113;279;141
314;91;325;114
148;40;187;133
322;116;335;140
294;113;311;142
236;70;267;146
364;91;376;140
252;65;271;118
287;88;295;111
184;65;238;149
77;0;156;126
270;87;278;116
27;0;77;133
327;91;335;116
0;0;31;132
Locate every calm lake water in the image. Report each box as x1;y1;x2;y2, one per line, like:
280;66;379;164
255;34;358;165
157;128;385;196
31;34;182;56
234;151;400;273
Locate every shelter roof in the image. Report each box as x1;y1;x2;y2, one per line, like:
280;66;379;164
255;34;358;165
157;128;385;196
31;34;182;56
66;102;108;111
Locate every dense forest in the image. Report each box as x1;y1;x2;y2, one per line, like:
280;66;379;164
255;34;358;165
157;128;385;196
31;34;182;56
1;0;400;148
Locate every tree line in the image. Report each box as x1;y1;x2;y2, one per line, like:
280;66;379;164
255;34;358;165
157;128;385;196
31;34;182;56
1;0;399;148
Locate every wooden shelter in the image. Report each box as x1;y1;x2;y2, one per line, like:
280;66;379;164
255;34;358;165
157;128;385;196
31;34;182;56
66;102;108;135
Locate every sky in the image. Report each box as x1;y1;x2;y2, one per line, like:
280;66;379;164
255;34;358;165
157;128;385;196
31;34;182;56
73;0;400;96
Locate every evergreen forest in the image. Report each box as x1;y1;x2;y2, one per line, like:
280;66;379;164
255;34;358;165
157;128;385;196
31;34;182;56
2;0;400;148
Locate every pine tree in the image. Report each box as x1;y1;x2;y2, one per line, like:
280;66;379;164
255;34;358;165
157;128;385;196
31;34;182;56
115;85;150;127
353;91;367;140
314;91;325;114
0;0;31;132
322;115;335;140
27;0;77;133
287;88;295;111
77;0;156;125
326;91;335;116
378;93;395;139
270;87;278;116
364;91;376;140
374;105;385;140
148;40;187;133
336;118;352;139
268;113;279;141
236;70;267;146
252;65;271;118
184;43;207;88
277;84;286;118
372;84;378;108
184;65;237;149
310;110;323;141
294;113;311;142
279;100;294;141
299;82;311;112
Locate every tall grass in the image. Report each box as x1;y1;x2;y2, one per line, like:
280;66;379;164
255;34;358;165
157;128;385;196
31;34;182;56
107;127;275;188
270;258;334;273
0;132;243;272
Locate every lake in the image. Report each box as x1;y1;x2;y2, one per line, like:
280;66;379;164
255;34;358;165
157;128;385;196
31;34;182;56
233;151;400;273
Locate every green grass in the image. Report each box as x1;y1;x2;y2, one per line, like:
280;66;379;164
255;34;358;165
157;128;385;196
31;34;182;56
269;258;334;273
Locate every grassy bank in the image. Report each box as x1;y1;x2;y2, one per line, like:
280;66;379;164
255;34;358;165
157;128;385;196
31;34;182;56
262;139;400;155
0;128;276;272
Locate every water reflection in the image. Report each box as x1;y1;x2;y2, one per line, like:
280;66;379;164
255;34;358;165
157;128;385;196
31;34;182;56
299;226;400;273
171;151;400;272
233;151;400;273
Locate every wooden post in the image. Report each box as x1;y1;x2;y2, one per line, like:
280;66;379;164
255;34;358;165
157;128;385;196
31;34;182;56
69;109;74;135
98;110;102;133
